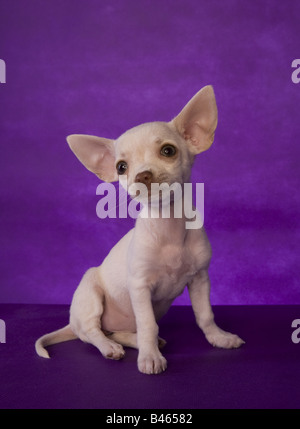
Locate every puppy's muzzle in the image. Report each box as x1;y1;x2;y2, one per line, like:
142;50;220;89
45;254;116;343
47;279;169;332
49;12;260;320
135;170;153;191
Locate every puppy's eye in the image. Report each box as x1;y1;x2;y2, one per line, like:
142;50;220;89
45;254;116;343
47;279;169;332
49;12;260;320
160;144;176;157
116;161;128;175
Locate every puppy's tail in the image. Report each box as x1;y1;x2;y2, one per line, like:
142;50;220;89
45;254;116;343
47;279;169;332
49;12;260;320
35;324;77;359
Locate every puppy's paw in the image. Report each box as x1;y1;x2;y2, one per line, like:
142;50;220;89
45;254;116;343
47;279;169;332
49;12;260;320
138;350;167;374
100;339;125;360
206;328;245;349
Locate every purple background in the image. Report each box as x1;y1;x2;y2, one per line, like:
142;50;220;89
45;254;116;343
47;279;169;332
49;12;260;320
0;0;299;305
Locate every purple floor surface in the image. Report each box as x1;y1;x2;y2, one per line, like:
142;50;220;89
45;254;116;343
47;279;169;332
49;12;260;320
0;304;299;409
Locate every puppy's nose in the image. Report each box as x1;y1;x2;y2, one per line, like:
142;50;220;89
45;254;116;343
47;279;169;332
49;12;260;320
135;170;153;186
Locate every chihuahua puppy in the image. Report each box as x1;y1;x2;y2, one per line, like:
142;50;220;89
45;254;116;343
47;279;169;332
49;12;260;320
35;86;244;374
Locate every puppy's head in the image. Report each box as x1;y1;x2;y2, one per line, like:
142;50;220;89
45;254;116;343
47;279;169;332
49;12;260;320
67;85;217;204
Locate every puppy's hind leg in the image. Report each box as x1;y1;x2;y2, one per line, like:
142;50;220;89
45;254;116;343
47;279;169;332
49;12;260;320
70;267;125;360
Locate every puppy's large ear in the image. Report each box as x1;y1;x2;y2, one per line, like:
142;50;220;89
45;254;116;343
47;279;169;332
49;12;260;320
67;134;118;182
170;85;218;154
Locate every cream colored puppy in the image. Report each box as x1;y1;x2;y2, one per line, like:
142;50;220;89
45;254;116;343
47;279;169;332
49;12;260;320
35;86;244;374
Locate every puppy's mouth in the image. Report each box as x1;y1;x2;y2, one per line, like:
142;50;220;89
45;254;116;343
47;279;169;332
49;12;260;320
129;181;182;205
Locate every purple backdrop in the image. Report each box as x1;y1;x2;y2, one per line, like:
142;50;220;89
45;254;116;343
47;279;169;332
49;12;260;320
0;0;299;305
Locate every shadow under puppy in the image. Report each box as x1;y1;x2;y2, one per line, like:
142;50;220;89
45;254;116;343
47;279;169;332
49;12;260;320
36;86;244;374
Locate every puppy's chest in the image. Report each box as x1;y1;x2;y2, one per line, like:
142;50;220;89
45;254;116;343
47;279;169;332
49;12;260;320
150;245;197;298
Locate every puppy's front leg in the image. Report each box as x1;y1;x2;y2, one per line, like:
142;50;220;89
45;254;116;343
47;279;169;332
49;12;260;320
188;270;245;348
129;285;167;374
